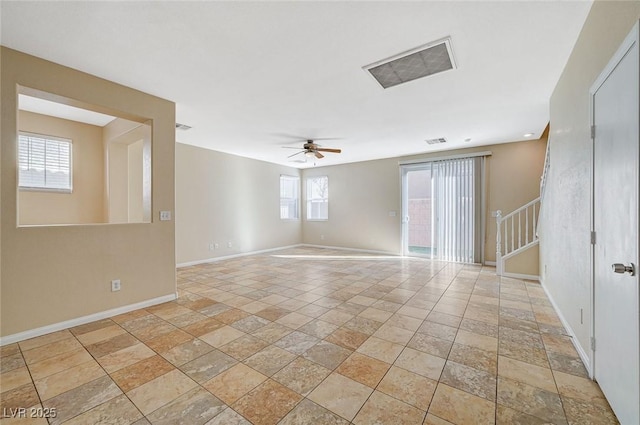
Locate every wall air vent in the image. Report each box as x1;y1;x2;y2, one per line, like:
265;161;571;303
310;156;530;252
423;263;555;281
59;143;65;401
364;37;456;89
175;123;192;131
425;137;447;145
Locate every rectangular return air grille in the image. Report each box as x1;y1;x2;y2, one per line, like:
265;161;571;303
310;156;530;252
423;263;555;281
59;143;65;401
365;37;456;89
425;137;447;145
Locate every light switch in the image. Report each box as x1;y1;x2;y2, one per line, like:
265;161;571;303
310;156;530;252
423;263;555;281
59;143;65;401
389;211;397;217
160;211;172;221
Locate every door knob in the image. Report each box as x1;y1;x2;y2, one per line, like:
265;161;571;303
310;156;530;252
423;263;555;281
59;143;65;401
612;263;636;276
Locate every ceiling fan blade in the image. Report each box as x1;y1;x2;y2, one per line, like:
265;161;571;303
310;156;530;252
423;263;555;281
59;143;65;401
314;151;324;159
315;148;341;154
288;151;304;158
282;146;302;150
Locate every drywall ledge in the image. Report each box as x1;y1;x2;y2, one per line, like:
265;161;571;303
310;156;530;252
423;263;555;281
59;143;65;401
0;294;177;346
1;47;176;336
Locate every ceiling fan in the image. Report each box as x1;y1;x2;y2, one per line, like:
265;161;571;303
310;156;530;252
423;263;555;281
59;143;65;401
283;140;342;159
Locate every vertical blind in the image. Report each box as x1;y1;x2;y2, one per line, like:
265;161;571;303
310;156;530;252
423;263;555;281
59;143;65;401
18;133;72;191
434;156;482;263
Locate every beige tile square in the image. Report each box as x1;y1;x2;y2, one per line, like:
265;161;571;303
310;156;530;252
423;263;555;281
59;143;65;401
308;373;373;421
357;337;404;363
27;348;93;380
377;366;436;410
497;376;566;424
353;390;425;425
34;360;105;400
110;355;175;392
75;325;126;346
336;352;390;388
429;383;495;425
18;330;74;352
326;327;368;350
21;338;83;365
440;361;496;401
394;347;446;380
0;367;32;393
127;369;198;415
359;307;393;323
397;305;430;320
204;363;267;404
553;370;606;402
498;355;557;393
455;329;498;352
319;309;354;326
97;343;156;373
386;314;423;331
373;324;415;345
240;300;270;314
233;379;302;425
276;312;314;329
272;357;331;396
199;326;246;348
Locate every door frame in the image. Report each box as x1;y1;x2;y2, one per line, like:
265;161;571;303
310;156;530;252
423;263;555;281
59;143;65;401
589;19;640;381
401;163;436;258
399;152;488;263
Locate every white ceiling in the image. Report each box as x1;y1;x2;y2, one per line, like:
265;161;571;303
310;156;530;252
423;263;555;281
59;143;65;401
1;1;592;168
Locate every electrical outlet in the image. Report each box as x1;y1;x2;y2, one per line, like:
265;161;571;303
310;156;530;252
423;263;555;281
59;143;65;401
208;243;214;251
214;243;219;249
111;279;121;292
227;242;232;248
160;211;172;221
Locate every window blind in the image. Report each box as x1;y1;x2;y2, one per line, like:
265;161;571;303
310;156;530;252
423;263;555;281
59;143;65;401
18;133;72;191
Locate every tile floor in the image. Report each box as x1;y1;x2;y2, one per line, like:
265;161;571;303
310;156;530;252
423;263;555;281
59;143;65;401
0;247;619;424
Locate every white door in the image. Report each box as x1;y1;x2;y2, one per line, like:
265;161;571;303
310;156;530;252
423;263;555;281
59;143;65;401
592;23;640;425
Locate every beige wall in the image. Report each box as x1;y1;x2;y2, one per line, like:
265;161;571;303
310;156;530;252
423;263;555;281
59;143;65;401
128;140;144;222
17;111;105;225
540;2;640;361
103;118;152;224
302;137;547;268
175;143;302;265
0;47;176;337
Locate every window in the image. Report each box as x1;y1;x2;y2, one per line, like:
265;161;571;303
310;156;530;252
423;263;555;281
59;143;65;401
306;176;329;220
18;132;72;192
280;175;300;219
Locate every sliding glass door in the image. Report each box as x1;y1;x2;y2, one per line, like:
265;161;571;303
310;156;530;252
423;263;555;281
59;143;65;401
402;156;483;263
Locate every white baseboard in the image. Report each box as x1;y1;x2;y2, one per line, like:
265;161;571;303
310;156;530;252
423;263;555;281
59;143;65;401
502;271;540;281
540;279;592;375
301;244;401;257
484;261;497;266
0;293;177;346
177;244;304;267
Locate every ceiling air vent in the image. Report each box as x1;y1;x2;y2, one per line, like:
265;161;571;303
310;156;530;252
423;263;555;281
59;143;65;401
425;137;447;145
175;123;192;131
364;37;456;89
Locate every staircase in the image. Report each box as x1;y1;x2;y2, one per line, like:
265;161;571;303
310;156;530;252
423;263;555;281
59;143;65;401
496;197;540;277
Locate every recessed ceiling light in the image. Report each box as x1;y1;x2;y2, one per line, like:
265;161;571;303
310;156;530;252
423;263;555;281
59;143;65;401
523;133;534;137
464;138;472;142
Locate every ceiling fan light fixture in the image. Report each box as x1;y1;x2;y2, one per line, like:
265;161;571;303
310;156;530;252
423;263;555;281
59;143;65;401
305;151;315;157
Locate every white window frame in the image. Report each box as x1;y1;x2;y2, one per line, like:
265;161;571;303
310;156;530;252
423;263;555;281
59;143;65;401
306;175;329;221
18;131;73;193
280;174;300;220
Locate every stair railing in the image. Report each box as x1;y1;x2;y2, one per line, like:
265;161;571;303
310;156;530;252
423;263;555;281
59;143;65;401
496;197;541;275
